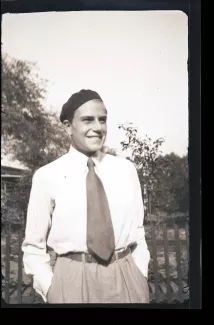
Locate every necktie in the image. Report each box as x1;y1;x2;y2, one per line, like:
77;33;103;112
86;157;115;262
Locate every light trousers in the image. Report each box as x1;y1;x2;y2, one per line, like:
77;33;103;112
47;252;150;303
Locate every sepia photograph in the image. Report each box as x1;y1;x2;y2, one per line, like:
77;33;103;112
1;10;189;305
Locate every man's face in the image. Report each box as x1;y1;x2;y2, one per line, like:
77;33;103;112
68;99;107;155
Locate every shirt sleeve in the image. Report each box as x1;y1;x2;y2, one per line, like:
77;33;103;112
22;169;54;302
129;163;150;278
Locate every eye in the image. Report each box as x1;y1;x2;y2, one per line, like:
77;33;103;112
99;117;107;123
82;117;93;122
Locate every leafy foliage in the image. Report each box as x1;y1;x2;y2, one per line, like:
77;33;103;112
1;54;70;223
119;124;189;221
2;54;70;171
151;153;189;214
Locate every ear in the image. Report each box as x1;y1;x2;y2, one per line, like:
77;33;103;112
63;119;72;136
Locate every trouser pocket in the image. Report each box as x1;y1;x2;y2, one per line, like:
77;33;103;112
47;259;60;303
130;256;150;302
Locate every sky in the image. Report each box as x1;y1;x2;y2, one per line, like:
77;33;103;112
2;10;188;157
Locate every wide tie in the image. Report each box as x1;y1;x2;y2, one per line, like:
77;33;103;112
86;157;115;262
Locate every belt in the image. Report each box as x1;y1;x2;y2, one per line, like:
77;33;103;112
58;246;133;265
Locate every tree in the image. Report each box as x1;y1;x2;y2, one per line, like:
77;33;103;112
1;54;70;224
152;153;189;214
118;123;165;219
2;54;70;171
118;124;189;221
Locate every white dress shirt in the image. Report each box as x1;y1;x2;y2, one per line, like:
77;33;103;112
22;146;150;302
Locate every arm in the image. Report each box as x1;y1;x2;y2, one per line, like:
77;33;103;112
129;164;150;278
22;169;54;302
103;147;150;275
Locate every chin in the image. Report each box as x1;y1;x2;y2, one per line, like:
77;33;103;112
86;142;104;152
88;145;102;153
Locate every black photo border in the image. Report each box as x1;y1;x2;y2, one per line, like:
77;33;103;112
1;0;201;317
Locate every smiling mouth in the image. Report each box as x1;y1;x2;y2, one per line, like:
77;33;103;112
87;136;102;139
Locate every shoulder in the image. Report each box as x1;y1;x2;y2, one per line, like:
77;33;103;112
33;153;69;181
104;153;137;174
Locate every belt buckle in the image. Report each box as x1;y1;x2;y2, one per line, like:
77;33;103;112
87;254;92;263
81;253;86;263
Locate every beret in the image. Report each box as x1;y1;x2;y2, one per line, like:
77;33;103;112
60;89;103;123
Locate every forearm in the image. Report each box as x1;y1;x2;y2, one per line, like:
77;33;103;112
22;169;54;302
131;227;150;278
129;163;150;277
22;247;53;301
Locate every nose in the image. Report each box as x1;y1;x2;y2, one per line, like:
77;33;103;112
92;119;102;132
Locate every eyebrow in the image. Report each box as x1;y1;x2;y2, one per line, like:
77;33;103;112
80;115;107;120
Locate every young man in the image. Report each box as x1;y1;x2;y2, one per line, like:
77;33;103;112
22;89;150;303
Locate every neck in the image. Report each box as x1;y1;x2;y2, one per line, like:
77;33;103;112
69;143;105;162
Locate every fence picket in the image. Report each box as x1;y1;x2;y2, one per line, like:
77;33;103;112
17;225;23;303
185;222;189;261
174;224;184;302
163;224;172;303
151;224;160;302
5;223;11;303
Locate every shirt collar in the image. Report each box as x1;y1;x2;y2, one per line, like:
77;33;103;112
68;145;106;169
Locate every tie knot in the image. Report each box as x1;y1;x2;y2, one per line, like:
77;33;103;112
87;158;95;169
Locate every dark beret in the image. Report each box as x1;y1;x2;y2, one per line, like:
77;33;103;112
60;89;103;123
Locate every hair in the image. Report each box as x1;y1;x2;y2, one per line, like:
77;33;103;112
60;89;103;124
64;99;103;123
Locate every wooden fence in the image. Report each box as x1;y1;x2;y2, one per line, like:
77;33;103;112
147;222;189;303
1;221;189;304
